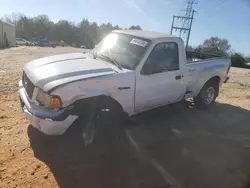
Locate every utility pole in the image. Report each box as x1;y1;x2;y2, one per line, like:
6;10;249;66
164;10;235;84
170;0;197;49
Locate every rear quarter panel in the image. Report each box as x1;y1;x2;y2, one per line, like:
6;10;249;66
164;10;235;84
186;57;230;97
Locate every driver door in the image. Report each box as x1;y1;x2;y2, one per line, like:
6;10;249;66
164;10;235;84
135;42;186;112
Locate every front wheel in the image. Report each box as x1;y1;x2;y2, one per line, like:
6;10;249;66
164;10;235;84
81;109;100;146
194;82;218;109
64;108;100;147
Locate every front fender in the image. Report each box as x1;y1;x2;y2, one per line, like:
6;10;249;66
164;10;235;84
51;71;135;115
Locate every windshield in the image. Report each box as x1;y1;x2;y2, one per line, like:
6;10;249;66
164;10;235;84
92;33;150;70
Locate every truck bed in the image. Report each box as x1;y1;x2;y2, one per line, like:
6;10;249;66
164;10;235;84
186;51;221;62
185;56;230;98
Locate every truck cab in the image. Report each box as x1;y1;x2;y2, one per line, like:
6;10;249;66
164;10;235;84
132;32;187;112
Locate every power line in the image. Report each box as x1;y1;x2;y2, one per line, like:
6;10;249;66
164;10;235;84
170;0;198;48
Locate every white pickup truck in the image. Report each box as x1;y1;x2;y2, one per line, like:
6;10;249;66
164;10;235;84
19;30;230;143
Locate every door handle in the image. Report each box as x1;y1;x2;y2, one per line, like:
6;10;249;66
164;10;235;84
118;86;131;90
175;75;183;80
189;68;196;72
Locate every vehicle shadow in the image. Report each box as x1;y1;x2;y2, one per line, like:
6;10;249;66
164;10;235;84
28;101;250;188
130;101;250;188
27;116;144;188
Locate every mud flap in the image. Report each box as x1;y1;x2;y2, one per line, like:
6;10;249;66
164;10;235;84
19;96;24;112
224;77;230;83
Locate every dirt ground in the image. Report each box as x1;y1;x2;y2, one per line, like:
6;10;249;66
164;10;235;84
0;46;250;188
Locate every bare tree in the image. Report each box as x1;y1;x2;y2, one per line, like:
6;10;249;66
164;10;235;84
2;12;24;26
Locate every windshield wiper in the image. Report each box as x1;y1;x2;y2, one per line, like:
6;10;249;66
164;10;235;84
99;54;122;70
89;50;97;59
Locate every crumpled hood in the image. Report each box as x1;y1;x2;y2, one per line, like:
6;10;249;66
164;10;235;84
24;53;118;92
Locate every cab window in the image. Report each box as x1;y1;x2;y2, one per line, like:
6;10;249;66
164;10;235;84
141;42;179;75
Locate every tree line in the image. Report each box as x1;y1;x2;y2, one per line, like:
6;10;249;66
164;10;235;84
1;13;142;49
2;13;249;68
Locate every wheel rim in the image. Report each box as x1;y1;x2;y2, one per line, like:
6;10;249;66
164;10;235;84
204;86;215;105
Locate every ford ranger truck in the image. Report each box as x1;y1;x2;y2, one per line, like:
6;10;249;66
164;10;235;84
18;30;231;144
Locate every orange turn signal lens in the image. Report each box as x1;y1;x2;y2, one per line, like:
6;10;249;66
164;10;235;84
50;96;62;109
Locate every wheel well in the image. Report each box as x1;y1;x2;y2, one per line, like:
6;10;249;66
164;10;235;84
206;76;221;86
203;76;220;97
71;95;124;117
94;95;124;113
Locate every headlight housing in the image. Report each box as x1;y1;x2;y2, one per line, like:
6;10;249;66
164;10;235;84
36;89;62;109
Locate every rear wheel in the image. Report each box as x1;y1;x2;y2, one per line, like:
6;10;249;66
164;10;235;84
194;81;219;109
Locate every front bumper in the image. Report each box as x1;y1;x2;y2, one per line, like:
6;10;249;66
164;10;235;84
18;80;78;135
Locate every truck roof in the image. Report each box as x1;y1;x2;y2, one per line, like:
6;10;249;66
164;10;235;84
113;30;173;40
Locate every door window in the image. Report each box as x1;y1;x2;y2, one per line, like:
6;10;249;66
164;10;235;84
141;42;179;75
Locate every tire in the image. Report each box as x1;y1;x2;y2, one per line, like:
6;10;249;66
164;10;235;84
64;106;100;145
65;97;124;147
194;81;219;109
81;109;100;146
